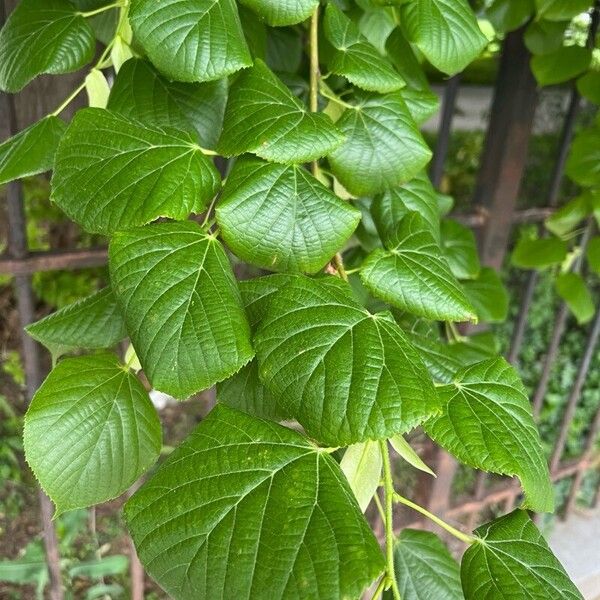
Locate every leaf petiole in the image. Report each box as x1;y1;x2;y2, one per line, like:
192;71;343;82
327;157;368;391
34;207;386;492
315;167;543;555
78;1;127;19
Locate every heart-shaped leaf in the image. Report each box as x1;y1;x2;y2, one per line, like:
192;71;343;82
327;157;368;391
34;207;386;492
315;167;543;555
0;0;95;92
125;404;385;600
462;510;582;599
24;353;161;514
238;0;318;26
401;87;440;124
425;357;553;512
323;3;404;93
361;213;477;322
0;116;66;185
255;275;439;446
216;157;360;273
511;236;568;269
440;219;480;280
531;46;591;86
462;267;509;323
218;59;344;163
109;221;254;399
129;0;251;82
51;108;220;235
566;127;600;187
329;92;431;196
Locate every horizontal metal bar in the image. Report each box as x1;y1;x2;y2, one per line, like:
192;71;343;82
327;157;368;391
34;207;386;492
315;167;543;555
0;247;108;275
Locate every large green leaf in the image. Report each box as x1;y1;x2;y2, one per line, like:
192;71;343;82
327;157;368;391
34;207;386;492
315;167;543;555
329;92;431;196
24;353;161;514
400;0;487;75
534;0;591;21
218;59;343;163
216;157;360;273
487;0;534;33
462;510;582;599
129;0;251;82
462;267;509;323
255;275;439;446
389;529;463;600
524;19;568;55
107;58;228;149
511;236;568;269
401;87;440;125
109;222;253;399
0;116;66;186
440;219;480;280
238;0;318;26
51;108;220;235
555;272;595;325
372;172;442;244
531;45;591;86
0;0;95;92
425;357;553;512
323;3;404;93
25;287;126;357
566;127;600;186
386;27;429;91
361;213;477;322
125;404;385;600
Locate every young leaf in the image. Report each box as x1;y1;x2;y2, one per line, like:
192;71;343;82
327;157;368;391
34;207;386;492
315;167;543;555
0;0;95;92
340;441;383;512
51;108;220;235
511;237;568;269
440;219;481;280
391;529;463;600
566;127;600;187
531;46;591;87
238;0;318;26
555;272;595;325
361;213;477;322
218;59;343;163
400;0;487;75
109;222;254;399
107;58;228;149
125;405;385;600
254;275;439;446
84;68;110;108
23;353;161;514
216;157;360;273
401;87;440;125
462;510;583;600
425;357;554;512
323;3;405;93
389;435;435;476
25;286;126;357
372;171;442;244
329;92;432;196
0;116;66;186
462;267;509;323
129;0;251;82
545;194;591;236
534;0;591;21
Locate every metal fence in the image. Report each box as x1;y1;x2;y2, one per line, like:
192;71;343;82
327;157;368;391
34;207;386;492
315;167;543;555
1;9;599;599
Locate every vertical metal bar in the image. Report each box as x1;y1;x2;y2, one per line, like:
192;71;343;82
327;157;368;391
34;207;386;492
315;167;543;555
507;270;539;365
430;74;461;188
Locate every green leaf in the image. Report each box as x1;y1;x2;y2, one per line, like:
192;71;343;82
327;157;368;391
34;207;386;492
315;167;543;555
361;213;477;322
340;441;382;512
239;273;298;329
577;70;600;105
389;435;435;476
566;127;600;186
462;267;509;323
218;59;343;163
107;58;228;149
238;0;318;26
531;46;591;86
372;172;442;244
129;0;251;82
386;27;430;91
555;272;595;324
216;157;360;273
25;286;126;357
255;275;439;446
425;357;553;512
545;194;591;236
0;0;95;92
109;222;254;399
524;20;568;55
51;108;220;235
487;0;534;33
323;4;405;93
440;219;480;280
534;0;591;21
24;353;161;514
389;529;463;600
511;236;568;269
125;404;385;600
587;236;600;274
401;87;440;125
84;68;110;108
462;510;583;599
0;116;66;186
400;0;487;75
329;92;432;196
